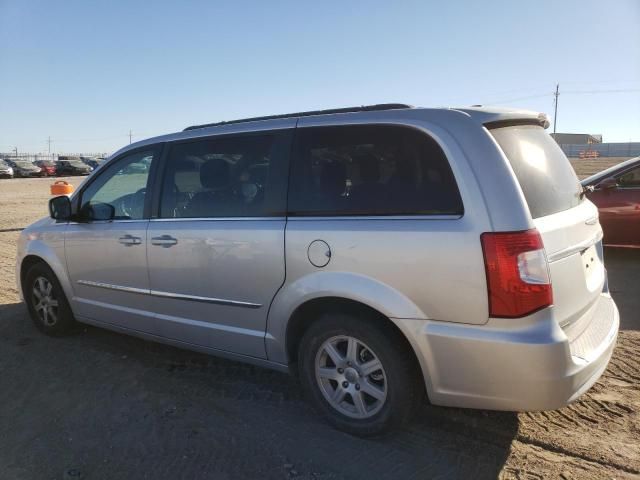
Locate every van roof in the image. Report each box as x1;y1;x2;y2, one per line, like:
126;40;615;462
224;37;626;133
183;104;414;131
110;104;548;160
183;104;548;132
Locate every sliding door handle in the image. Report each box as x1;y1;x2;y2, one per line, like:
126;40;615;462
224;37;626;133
151;235;178;248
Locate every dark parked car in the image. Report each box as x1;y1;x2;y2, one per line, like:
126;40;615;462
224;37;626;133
80;156;102;169
6;159;43;177
582;156;640;248
0;159;14;178
34;160;57;176
56;159;93;176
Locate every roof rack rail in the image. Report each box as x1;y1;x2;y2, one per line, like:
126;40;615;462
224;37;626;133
183;103;413;131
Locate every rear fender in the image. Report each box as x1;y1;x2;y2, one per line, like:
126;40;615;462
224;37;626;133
265;271;426;364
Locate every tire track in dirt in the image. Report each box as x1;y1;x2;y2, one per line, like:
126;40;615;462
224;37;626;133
516;331;640;475
503;441;639;480
419;331;640;475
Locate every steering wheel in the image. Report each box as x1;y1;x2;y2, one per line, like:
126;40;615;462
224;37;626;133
118;187;146;218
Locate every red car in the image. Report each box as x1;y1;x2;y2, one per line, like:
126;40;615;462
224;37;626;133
582;156;640;248
34;160;57;176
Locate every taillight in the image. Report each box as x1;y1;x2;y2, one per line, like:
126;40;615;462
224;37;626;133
480;229;552;318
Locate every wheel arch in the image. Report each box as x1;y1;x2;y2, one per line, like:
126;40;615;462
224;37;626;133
18;245;73;304
267;271;428;357
20;254;47;286
283;296;426;395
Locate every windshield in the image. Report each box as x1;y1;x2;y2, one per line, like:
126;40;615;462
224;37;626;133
68;161;86;167
39;161;55;166
490;124;583;219
582;156;640;185
15;161;34;167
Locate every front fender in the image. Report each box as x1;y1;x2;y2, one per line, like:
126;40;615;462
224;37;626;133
16;221;71;303
265;271;427;363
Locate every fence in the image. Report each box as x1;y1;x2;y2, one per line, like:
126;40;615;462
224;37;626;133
558;143;640;158
0;153;108;162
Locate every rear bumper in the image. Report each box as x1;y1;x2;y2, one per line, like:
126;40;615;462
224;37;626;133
393;293;619;411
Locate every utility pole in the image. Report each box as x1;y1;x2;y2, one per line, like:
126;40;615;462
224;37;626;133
47;136;51;154
553;83;559;134
129;130;133;144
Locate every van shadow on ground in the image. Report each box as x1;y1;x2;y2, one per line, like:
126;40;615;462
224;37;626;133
0;301;518;479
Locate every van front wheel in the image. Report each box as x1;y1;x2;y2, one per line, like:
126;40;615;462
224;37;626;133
298;313;423;436
24;262;75;335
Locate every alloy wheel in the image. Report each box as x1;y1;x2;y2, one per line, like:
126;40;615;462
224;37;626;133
32;276;59;327
315;335;388;419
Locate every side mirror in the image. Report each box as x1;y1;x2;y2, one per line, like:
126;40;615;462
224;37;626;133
85;202;115;221
49;195;72;221
598;177;618;190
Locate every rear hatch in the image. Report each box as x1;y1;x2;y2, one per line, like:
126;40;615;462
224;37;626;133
490;124;605;330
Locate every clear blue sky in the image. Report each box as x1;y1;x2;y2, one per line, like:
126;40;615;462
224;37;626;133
1;0;639;153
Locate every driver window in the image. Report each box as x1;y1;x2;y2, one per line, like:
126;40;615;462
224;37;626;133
80;150;155;220
618;167;640;188
159;133;287;218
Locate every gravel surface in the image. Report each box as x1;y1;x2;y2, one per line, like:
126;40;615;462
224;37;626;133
0;172;638;479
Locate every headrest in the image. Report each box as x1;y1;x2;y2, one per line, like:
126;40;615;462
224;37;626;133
353;152;380;182
320;160;346;195
200;158;230;189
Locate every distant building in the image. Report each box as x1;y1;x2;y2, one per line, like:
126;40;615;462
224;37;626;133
551;133;602;145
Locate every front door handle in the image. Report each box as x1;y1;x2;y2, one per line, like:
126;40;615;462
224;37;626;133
151;235;178;248
118;234;142;246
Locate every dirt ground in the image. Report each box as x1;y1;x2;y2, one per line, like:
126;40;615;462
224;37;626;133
569;157;635;180
0;164;638;479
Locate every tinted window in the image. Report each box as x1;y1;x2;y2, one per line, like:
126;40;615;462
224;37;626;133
80;150;155;220
288;125;463;216
159;132;290;218
490;125;582;219
618;166;640;187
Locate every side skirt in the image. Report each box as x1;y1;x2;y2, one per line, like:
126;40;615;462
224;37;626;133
76;315;291;374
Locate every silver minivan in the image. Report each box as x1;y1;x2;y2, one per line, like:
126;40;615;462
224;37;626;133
17;104;619;435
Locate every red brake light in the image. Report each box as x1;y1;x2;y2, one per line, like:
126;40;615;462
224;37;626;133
480;229;552;318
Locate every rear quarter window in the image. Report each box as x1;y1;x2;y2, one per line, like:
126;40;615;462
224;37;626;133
288;124;463;216
490;125;582;219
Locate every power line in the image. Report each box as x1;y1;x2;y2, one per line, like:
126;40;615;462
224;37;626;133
7;87;640;149
482;92;553;105
53;134;132;143
556;79;640;87
562;88;640;94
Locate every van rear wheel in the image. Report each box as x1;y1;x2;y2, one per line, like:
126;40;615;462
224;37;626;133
298;313;423;436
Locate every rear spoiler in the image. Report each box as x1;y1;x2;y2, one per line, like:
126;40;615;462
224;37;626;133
484;114;550;130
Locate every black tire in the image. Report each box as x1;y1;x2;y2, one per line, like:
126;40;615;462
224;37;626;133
24;262;76;335
298;312;424;436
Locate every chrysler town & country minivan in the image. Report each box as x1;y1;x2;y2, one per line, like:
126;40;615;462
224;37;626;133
17;104;619;435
